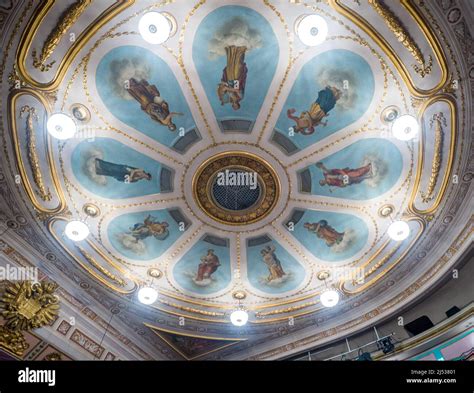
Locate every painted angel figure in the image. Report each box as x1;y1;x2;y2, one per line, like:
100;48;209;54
127;77;183;131
304;220;344;247
287;85;342;135
128;215;169;242
217;45;248;110
94;158;152;183
316;162;373;188
195;249;221;282
261;245;286;282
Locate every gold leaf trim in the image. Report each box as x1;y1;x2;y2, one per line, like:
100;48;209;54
76;246;126;287
420;113;446;203
19;105;52;201
368;0;432;77
32;0;92;72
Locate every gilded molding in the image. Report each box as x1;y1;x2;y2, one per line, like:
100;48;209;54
17;0;135;90
420;113;446;203
19;105;52;201
32;0;92;72
368;0;432;77
328;0;448;96
76;246;126;287
0;327;28;357
1;281;60;331
47;217;136;295
409;95;456;215
8;89;66;214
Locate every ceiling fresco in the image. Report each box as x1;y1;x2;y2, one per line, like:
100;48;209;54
0;0;472;360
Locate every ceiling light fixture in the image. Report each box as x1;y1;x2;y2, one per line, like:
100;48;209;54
47;113;77;140
230;309;248;326
391;114;419;141
138;11;173;44
387;220;410;241
320;288;340;308
295;14;328;46
137;286;158;305
64;220;90;241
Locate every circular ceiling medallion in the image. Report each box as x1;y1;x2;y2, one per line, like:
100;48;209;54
378;204;394;218
82;203;100;218
232;290;247;300
192;151;280;225
316;271;330;281
70;103;91;123
147;268;163;279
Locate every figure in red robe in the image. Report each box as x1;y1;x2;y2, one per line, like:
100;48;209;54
316;162;373;188
195;249;221;282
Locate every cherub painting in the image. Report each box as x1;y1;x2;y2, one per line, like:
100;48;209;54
94;158;152;183
127;215;169;242
217;45;248;110
316;162;373;188
304;220;344;247
287;85;342;135
127;78;182;131
261;245;286;283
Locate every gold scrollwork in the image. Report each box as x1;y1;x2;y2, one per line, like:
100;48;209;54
1;281;60;331
76;246;126;287
47;217;137;294
19;105;52;201
17;0;135;90
420;113;446;203
32;0;92;72
368;0;432;77
328;0;448;96
8;88;66;214
409;95;456;215
340;217;425;295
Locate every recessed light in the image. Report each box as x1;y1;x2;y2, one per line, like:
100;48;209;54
47;113;77;140
296;14;328;46
320;288;340;307
64;220;90;241
137;286;158;305
138;12;172;44
387;220;410;241
230;310;248;326
391;114;419;141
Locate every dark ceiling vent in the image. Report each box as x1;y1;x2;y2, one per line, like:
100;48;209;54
172;128;201;153
271;130;300;155
285;209;304;227
168;208;190;229
160;166;174;193
404;315;434;336
298;168;312;193
247;235;272;247
203;235;229;247
219;119;254;133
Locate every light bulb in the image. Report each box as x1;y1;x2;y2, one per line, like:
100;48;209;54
391;114;419;141
296;14;328;46
64;220;89;241
137;286;158;305
47;113;77;140
230;310;248;326
320;288;340;307
387;220;410;241
138;12;171;44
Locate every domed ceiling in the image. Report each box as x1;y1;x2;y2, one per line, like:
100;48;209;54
0;0;472;359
